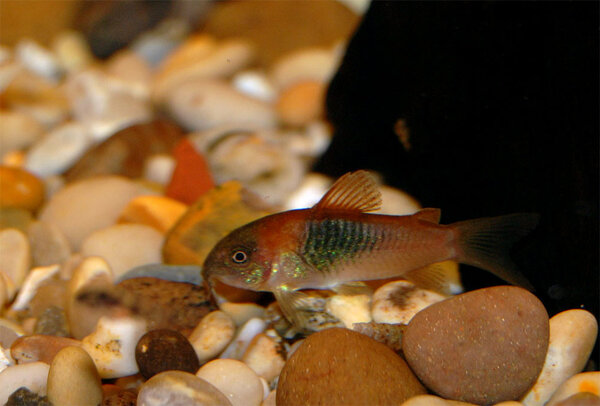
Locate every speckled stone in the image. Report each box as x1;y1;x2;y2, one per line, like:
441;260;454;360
277;327;426;405
403;286;549;405
135;329;200;379
101;388;137;406
116;277;216;336
4;387;52;406
33;305;69;336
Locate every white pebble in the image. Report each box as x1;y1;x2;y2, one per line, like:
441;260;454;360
138;370;232;406
189;310;236;364
164;79;277;131
326;294;372;328
15;39;62;81
80;223;163;280
219;318;266;360
220;302;266;327
0;345;14;374
372;280;447;324
39;176;155;251
197;359;264;406
25;121;93;177
270;46;342;90
143;154;176;186
0;362;50;405
10;264;60;311
242;333;285;383
0;228;31;290
232;71;277;102
81;315;147;378
545;371;600;406
522;309;598;406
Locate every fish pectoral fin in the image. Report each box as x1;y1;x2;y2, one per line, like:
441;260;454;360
414;208;442;224
332;281;373;296
273;288;315;328
313;170;382;213
404;260;461;296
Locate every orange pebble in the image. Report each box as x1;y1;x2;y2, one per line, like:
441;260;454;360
276;80;325;126
0;165;45;211
165;139;214;205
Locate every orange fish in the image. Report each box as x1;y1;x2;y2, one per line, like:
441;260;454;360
203;170;539;327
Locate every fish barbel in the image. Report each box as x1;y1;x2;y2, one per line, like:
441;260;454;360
203;170;539;327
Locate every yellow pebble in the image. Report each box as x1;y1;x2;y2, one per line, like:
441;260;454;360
276;80;325;126
118;195;187;233
0;166;45;211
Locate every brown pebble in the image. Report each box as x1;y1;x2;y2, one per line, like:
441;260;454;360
116;277;216;336
403;286;549;405
11;334;82;364
135;329;201;379
101;388;138;406
277;327;426;405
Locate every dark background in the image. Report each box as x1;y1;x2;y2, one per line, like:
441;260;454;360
315;2;599;360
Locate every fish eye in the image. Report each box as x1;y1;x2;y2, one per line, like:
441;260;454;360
231;250;249;264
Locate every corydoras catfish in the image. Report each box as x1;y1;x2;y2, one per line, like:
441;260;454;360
203;170;539;327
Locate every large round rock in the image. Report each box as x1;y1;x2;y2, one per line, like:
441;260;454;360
277;327;426;405
403;285;549;404
136;329;200;379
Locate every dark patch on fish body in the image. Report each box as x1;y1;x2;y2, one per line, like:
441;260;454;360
302;218;381;273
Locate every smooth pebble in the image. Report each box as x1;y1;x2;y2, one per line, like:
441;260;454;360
39;176;155;250
24;121;93;177
80;223;164;280
269;46;341;90
118;195;187;234
11;334;81;364
0;166;45;211
197;358;264;406
325;293;372;328
522;309;598;406
400;394;478;405
137;370;232;406
135;329;200;379
27;221;72;267
241;333;286;383
0;111;44;157
0;228;30;289
403;286;549;405
164;79;277;131
220;302;266;327
277;327;426;405
219;317;266;360
189;310;236;364
0;361;50;405
47;345;103;406
10;264;59;311
546;372;600;406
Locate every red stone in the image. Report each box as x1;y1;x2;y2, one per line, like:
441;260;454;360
165;139;214;205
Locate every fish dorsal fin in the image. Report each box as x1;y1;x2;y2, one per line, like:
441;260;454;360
313;170;382;213
414;208;442;224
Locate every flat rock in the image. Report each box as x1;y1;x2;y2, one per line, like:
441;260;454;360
135;329;200;379
0;228;31;289
403;286;549;405
116;277;216;336
277;327;426;405
188;310;235;364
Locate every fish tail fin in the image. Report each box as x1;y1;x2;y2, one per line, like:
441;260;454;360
452;213;540;290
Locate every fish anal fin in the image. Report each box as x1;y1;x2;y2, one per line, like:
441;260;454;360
332;281;373;296
414;208;442;224
313;170;382;213
274;287;315;328
404;260;461;295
